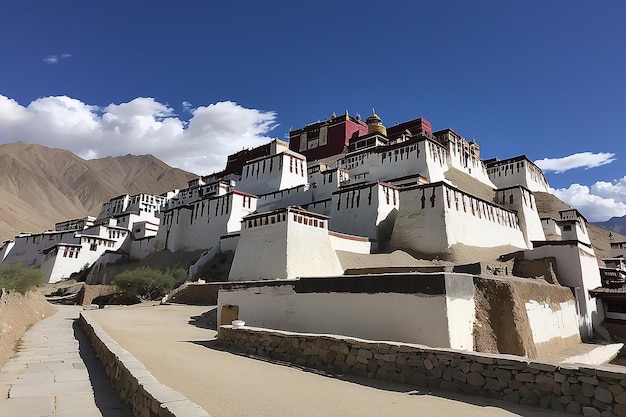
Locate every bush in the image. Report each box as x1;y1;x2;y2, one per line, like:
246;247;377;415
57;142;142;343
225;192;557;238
0;263;42;294
112;266;187;301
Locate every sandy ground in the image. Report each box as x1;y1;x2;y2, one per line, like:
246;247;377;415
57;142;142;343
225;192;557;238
89;303;573;417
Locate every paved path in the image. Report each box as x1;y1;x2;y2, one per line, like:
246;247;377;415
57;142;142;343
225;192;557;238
90;303;575;417
0;305;131;417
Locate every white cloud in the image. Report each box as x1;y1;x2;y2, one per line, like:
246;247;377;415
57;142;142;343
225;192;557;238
551;181;626;222
0;94;278;175
535;152;616;173
43;54;72;64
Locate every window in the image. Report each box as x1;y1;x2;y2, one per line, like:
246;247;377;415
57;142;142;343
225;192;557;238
90;244;97;251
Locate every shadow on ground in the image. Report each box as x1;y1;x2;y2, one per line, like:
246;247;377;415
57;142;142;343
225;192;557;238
72;320;133;417
188;307;217;330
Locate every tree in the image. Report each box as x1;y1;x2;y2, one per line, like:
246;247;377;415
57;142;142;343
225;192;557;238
111;266;186;301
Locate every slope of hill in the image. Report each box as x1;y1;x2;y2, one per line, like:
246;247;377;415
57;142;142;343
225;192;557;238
0;142;198;241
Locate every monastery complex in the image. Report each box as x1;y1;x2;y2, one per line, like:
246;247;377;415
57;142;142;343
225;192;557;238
3;110;626;363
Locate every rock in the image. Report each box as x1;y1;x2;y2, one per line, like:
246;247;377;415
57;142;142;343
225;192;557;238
566;401;582;415
467;372;485;387
515;373;534;382
595;386;613;404
582;407;602;417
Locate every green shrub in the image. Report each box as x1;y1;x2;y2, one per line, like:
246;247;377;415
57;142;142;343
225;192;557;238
0;263;42;294
112;266;187;301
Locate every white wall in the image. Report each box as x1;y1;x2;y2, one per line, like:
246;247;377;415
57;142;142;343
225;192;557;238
525;242;603;338
255;185;313;212
0;241;15;263
487;158;550;193
328;232;371;254
496;187;546;246
525;300;580;353
342;138;448;184
286;217;344;278
217;280;475;350
391;183;528;255
228;209;343;281
237;152;308;196
541;218;562;240
228;217;288;281
329;183;399;247
158;192;256;252
1;231;78;267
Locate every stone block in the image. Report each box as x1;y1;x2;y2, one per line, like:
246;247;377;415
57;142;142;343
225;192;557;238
503;391;520;403
383;354;396;362
610;384;625;396
576;394;592;406
592;399;612;412
529;362;558;372
470;362;484;373
570;384;583;396
483;377;501;391
467;372;485;387
459;361;471;373
615;404;626;417
376;367;389;380
495;368;512;383
515;373;534;382
451;368;466;383
518;386;538;401
539;395;551;409
582;407;601;417
580;376;600;386
423;358;433;370
583;383;596;398
358;349;373;359
567;401;582;415
595;386;614;404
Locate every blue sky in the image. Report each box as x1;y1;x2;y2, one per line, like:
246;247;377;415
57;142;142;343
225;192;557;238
0;1;625;222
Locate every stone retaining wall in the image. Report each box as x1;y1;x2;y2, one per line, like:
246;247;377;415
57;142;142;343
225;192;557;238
79;312;211;417
219;326;626;416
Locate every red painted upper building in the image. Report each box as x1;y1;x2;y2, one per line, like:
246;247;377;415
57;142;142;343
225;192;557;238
288;112;368;162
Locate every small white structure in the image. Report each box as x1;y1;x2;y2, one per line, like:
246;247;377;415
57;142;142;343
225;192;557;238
228;207;344;281
217;273;476;350
390;181;528;255
558;209;591;245
526;240;603;338
486;156;550;193
495;186;545;246
154;190;257;252
236;150;308;196
329;181;400;250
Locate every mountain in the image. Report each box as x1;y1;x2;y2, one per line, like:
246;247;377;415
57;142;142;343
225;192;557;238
594;215;626;236
0;142;198;241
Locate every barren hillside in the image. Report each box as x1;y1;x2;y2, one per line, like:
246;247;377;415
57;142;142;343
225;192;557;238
0;142;197;241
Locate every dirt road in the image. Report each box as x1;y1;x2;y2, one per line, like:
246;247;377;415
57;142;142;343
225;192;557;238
89;303;572;417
